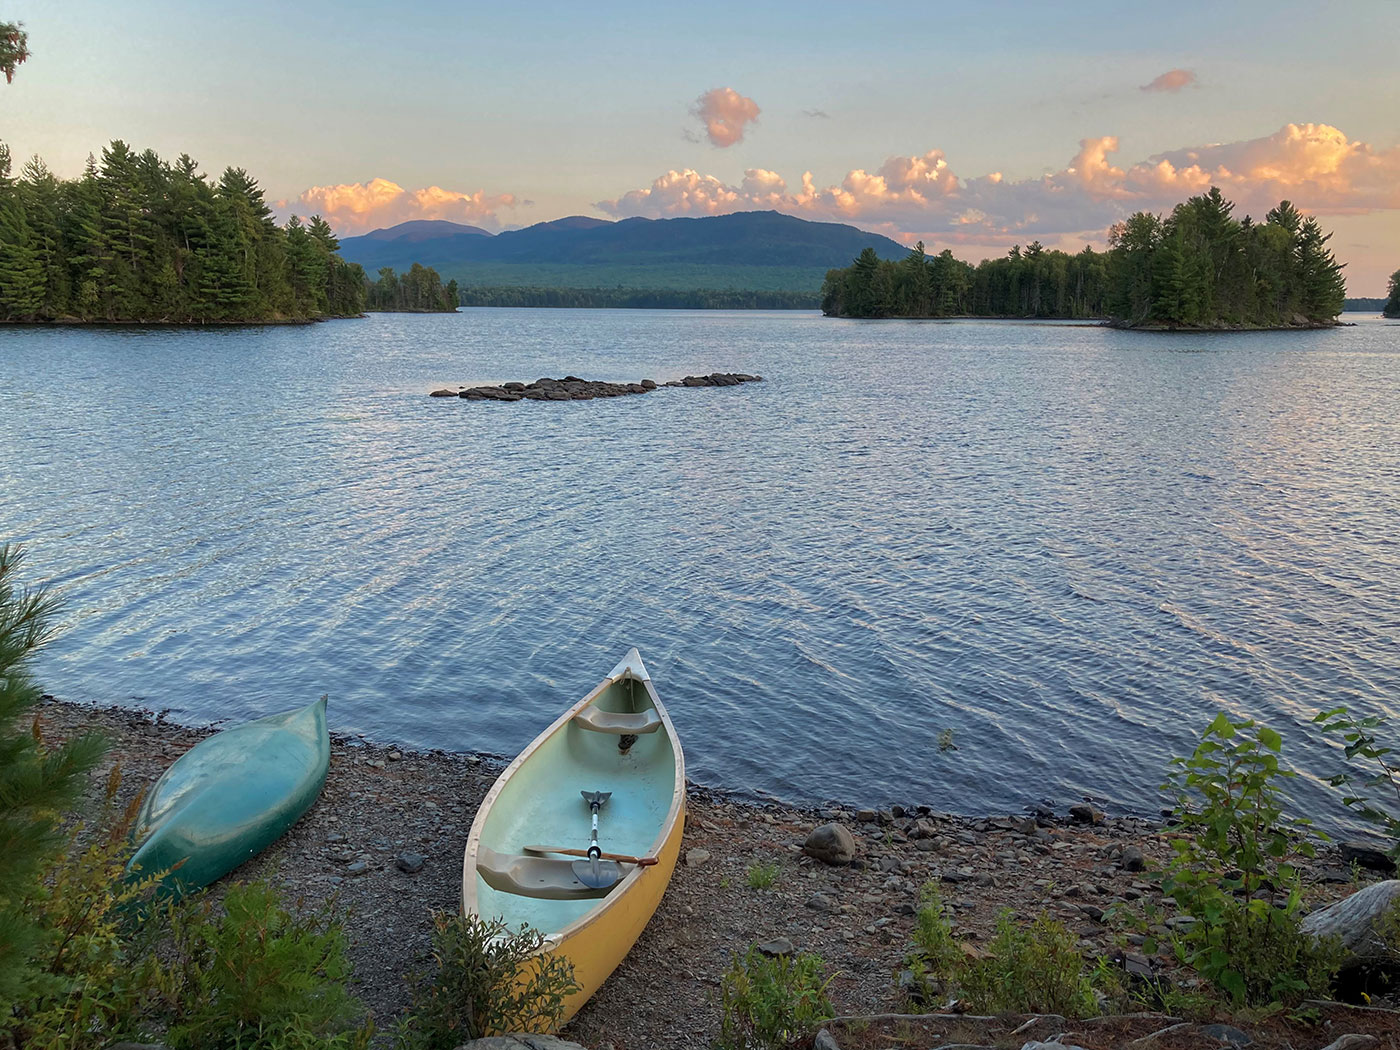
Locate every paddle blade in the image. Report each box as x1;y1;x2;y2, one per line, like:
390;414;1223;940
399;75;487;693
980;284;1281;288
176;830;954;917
572;858;622;890
581;790;611;809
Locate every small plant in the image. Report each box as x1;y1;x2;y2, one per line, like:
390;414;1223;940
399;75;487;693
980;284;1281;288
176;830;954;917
1160;713;1340;1007
160;881;371;1050
718;944;834;1050
959;910;1098;1017
746;860;779;890
907;882;961;987
938;728;957;752
396;913;580;1048
1315;706;1400;857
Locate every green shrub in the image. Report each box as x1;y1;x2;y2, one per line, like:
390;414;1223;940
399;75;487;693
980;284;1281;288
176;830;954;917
396;913;580;1048
745;860;779;890
160;881;371;1050
1161;713;1340;1007
1315;705;1400;857
959;910;1097;1017
718;944;833;1050
902;881;962;1003
0;543;108;1013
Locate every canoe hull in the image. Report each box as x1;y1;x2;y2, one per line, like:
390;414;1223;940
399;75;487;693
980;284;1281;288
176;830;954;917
463;649;685;1026
128;697;330;897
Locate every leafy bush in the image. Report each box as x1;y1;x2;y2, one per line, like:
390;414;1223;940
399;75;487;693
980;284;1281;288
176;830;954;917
1315;705;1400;857
903;881;961;1001
396;913;580;1048
1160;713;1340;1006
746;860;779;890
959;910;1098;1017
0;542;108;1013
159;881;371;1050
718;944;833;1050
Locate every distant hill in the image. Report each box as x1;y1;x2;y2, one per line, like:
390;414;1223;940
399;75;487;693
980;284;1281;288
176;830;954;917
338;210;909;292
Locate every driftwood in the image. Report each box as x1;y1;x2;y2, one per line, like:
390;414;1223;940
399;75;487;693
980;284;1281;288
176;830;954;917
1301;879;1400;962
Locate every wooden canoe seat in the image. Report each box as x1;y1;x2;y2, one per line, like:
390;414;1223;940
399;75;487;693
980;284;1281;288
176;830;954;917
475;846;619;900
572;706;662;735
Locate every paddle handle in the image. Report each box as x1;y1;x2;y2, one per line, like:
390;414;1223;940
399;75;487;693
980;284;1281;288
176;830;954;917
524;845;659;867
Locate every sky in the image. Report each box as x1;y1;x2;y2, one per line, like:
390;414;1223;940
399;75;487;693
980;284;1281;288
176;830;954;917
3;0;1399;293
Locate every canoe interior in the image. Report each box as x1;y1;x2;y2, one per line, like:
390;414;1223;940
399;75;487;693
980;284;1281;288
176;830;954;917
474;676;677;936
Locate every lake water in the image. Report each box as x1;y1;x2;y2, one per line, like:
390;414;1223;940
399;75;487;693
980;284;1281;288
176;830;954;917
3;310;1398;823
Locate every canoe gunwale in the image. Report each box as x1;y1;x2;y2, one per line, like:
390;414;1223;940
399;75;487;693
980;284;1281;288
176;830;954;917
461;652;686;955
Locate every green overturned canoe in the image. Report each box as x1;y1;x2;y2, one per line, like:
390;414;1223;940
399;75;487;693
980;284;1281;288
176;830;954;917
127;696;330;897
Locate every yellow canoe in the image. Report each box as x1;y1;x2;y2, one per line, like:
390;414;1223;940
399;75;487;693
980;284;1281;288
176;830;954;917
462;648;686;1025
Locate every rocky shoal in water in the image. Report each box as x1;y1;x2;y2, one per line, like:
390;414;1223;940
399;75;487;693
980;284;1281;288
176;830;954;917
429;372;762;402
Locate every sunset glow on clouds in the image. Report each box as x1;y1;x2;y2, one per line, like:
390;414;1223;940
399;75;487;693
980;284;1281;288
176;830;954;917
598;123;1400;246
285;178;523;234
1141;69;1197;93
691;87;761;147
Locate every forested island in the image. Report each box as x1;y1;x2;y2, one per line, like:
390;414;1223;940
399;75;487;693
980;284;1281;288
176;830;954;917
821;188;1347;329
366;263;458;312
0;142;369;323
1386;269;1400;318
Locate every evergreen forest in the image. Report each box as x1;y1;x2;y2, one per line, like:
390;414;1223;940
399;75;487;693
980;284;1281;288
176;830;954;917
366;264;459;312
0;141;368;323
821;188;1347;328
1385;268;1400;318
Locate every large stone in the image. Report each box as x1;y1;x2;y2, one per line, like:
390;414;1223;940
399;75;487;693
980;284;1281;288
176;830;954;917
804;823;856;865
429;388;457;397
1301;879;1400;962
1121;845;1146;872
1317;1037;1378;1050
1341;840;1397;875
683;847;711;868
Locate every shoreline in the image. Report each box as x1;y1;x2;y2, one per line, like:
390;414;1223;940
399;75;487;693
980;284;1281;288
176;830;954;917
37;696;1382;1047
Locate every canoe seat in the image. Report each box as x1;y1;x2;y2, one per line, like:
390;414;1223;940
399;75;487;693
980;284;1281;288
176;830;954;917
475;846;619;900
572;706;662;735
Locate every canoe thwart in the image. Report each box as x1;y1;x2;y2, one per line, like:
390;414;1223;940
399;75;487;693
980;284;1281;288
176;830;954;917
476;846;622;901
572;706;662;735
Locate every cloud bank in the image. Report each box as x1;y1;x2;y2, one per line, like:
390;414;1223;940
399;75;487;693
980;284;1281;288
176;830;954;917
285;177;522;234
692;87;760;147
1141;69;1197;93
597;123;1400;247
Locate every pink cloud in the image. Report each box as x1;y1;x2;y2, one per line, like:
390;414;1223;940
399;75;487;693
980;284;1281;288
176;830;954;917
1141;69;1197;93
597;123;1400;246
692;87;760;148
283;177;523;234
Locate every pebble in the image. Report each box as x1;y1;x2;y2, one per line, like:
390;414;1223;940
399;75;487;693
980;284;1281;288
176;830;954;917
684;848;711;868
1121;845;1146;871
346;860;369;875
756;937;793;956
806;893;835;912
325;832;346;843
395;852;426;874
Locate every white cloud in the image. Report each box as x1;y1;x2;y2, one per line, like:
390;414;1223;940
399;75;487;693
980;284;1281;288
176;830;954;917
283;177;523;234
691;87;760;148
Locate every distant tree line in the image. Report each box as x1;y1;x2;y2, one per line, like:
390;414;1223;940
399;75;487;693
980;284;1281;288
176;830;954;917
0;141;368;322
1344;298;1387;313
1386;269;1400;319
366;263;458;312
454;285;820;310
822;188;1347;328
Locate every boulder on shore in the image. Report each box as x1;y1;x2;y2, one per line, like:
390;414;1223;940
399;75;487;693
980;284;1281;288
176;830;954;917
804;823;856;865
1301;879;1400;963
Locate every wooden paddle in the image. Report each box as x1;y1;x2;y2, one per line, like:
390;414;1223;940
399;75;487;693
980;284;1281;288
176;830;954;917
524;844;659;867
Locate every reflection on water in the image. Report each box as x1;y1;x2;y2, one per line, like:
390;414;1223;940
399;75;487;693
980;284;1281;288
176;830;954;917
2;311;1398;824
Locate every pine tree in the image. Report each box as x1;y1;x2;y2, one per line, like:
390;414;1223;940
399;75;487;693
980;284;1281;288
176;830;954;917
1385;269;1400;319
0;544;107;1011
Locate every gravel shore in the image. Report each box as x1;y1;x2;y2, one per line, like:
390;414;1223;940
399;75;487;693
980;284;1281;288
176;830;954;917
38;697;1375;1049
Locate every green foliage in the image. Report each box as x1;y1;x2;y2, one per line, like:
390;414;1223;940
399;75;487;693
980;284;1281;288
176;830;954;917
159;882;370;1050
745;860;779;890
909;882;961;985
1314;705;1400;856
958;911;1098;1018
718;944;834;1050
4;767;170;1049
396;913;580;1048
0;140;368;322
1160;713;1340;1006
1;21;28;84
0;543;109;1013
1385;269;1400;318
366;262;458;312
